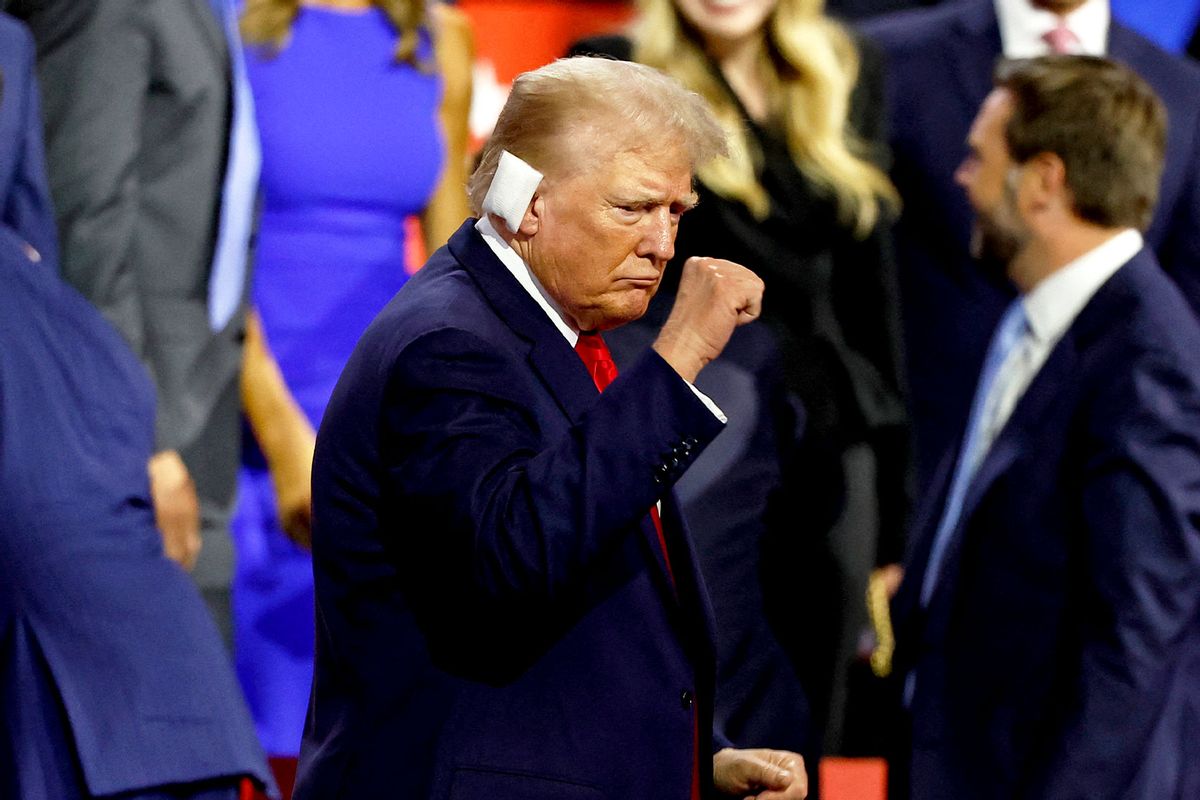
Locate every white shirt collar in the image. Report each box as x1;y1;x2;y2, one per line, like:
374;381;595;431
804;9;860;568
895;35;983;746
995;0;1110;58
475;215;579;346
1021;228;1142;343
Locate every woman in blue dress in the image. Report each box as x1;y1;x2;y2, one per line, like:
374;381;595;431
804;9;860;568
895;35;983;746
235;0;473;757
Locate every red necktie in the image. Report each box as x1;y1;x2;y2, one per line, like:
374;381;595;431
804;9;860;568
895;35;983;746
1043;20;1079;54
573;331;699;800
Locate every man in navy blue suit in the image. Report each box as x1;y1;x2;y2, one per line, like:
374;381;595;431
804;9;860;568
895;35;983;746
889;55;1200;799
0;12;272;798
861;0;1200;491
295;57;810;800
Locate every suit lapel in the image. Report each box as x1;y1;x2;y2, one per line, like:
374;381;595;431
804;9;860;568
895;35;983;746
947;0;1005;113
959;339;1078;519
894;448;958;630
448;222;600;427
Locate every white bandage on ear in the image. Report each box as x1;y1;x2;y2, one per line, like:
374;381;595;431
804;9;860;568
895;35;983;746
482;150;544;234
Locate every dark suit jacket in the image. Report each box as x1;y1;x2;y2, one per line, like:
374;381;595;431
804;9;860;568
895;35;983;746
861;0;1200;489
0;12;55;262
0;228;271;797
295;221;729;800
892;249;1200;800
8;0;246;572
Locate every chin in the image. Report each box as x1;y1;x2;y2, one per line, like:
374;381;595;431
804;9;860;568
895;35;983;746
594;299;653;331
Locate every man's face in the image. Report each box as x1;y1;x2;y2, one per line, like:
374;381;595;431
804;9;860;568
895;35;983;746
956;89;1029;275
526;135;697;332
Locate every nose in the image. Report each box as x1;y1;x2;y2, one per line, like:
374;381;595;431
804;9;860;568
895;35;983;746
954;159;972;190
636;207;675;264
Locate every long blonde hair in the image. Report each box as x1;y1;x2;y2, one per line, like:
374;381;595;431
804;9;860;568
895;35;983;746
633;0;898;236
240;0;428;65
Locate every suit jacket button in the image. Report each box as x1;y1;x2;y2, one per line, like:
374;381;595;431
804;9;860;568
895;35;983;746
680;689;694;710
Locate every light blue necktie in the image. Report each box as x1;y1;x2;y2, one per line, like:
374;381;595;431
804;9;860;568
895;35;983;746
207;0;261;331
920;300;1030;605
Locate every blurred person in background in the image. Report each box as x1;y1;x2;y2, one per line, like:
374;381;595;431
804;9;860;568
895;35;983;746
860;0;1200;496
570;0;908;776
234;0;473;758
5;0;262;647
0;11;272;798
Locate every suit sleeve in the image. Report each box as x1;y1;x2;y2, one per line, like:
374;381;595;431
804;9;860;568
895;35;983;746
1;19;58;265
1034;354;1200;798
380;327;724;616
29;0;151;357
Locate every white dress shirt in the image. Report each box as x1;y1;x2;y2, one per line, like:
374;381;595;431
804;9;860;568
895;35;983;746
972;228;1143;464
475;216;727;422
995;0;1110;57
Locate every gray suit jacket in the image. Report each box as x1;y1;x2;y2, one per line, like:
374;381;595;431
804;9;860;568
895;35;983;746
10;0;246;582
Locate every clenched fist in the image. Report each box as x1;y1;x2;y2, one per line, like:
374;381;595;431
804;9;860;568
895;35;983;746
653;256;764;382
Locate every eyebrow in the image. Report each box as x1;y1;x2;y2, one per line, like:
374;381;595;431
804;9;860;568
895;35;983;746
611;193;699;211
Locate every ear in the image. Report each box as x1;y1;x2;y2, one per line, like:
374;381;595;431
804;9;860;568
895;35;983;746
1028;152;1068;210
517;193;544;237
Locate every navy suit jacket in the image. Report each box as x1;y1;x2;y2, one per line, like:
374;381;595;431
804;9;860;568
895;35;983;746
0;12;56;262
892;249;1200;799
0;229;271;797
861;0;1200;488
295;221;729;800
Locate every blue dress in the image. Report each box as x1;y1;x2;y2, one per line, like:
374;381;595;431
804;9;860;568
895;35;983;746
235;6;444;756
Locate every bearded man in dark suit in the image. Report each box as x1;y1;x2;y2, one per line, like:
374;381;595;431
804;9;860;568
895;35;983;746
892;55;1200;800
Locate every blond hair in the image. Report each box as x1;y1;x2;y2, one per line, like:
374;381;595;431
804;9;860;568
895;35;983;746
240;0;428;65
633;0;898;236
468;56;727;216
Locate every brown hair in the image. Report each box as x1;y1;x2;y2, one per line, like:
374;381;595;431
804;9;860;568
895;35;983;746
240;0;428;66
995;55;1167;231
467;57;727;216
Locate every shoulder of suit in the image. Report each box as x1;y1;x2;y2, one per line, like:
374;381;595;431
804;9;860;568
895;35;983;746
856;0;970;53
1108;25;1200;134
1112;21;1200;89
1087;252;1200;360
